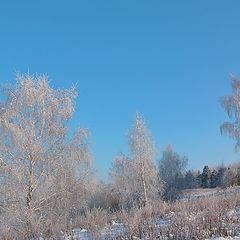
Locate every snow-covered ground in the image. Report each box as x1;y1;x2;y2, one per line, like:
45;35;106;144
57;216;239;240
34;187;240;239
208;237;240;240
181;186;240;201
49;218;171;239
55;222;127;239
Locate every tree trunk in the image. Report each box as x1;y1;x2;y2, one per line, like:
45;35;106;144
26;158;34;238
140;161;148;206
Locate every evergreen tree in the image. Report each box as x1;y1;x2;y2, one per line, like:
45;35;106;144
216;167;226;187
210;169;218;188
201;165;211;188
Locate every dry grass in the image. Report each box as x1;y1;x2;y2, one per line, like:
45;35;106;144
1;187;240;239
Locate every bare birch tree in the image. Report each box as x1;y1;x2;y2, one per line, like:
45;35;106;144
111;113;163;208
0;73;92;238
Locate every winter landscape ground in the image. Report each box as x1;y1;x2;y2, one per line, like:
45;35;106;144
34;187;240;240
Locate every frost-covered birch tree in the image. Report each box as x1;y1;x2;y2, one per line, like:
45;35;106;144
111;113;163;208
0;74;92;238
220;74;240;150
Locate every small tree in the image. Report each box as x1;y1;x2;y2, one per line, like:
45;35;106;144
110;153;135;209
223;163;240;187
184;170;197;189
110;113;163;208
210;169;218;188
210;167;226;188
201;165;211;188
159;145;188;201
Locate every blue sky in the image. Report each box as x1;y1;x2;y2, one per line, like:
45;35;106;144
1;1;240;179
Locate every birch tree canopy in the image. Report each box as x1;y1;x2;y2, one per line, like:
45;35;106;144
220;74;240;150
111;112;163;208
0;73;92;238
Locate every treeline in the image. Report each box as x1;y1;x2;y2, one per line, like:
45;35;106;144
184;163;240;189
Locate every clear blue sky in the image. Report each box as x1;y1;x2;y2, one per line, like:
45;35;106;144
1;1;240;179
